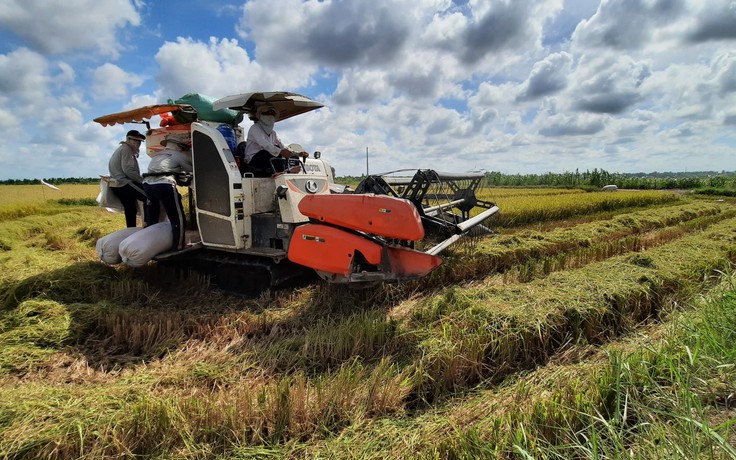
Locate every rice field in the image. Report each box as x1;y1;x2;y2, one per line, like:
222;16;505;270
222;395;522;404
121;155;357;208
481;188;679;227
0;184;100;205
0;184;101;222
0;184;735;459
483;187;587;197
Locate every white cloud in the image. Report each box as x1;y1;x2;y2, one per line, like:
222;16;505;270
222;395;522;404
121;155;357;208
713;50;736;94
426;0;563;71
0;48;117;179
240;0;414;68
569;54;651;114
537;110;607;136
92;63;144;100
422;10;467;48
0;48;50;104
641;50;736;122
468;82;514;129
572;0;686;50
53;62;76;86
516;52;573;101
0;108;16;129
154;37;312;101
686;0;736;43
459;1;542;64
0;0;141;57
333;70;392;106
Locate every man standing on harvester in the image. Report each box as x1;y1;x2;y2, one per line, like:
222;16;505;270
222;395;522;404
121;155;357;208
143;134;193;251
107;130;148;227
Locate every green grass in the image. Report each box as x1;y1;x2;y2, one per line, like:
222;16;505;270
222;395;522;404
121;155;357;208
293;273;736;459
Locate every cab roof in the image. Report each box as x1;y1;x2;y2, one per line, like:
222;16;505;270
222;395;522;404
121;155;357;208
93;92;323;127
212;92;323;122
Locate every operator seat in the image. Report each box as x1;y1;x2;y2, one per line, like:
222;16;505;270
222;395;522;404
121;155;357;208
235;141;272;178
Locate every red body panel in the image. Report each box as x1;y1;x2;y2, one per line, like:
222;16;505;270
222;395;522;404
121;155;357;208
288;224;382;275
386;246;443;277
298;194;425;241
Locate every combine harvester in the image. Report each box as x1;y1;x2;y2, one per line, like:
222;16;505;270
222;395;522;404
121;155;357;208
94;92;499;293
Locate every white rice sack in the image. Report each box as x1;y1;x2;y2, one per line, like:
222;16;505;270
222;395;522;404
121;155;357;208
119;222;173;268
96;227;142;265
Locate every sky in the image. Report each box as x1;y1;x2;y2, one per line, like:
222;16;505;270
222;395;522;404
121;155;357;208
0;0;735;180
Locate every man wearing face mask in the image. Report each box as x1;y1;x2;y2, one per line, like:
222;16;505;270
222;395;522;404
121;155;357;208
108;129;148;227
243;105;302;176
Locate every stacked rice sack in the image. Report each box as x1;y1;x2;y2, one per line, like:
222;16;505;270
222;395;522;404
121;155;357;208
96;222;173;267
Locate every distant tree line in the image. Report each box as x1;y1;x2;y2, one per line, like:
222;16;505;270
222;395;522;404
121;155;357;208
482;169;736;190
336;169;736;190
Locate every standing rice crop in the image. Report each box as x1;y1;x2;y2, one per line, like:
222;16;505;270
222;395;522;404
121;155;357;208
485;190;679;228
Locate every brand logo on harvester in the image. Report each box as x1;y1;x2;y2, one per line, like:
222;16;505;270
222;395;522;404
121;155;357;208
302;234;325;242
305;180;319;193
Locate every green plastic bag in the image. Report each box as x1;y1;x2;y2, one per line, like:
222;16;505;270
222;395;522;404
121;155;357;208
169;93;244;125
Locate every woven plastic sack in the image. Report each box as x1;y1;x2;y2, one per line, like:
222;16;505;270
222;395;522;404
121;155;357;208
119;222;173;268
96;178;124;212
170;93;243;125
96;227;142;264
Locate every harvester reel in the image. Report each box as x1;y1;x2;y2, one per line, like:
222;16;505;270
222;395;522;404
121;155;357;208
355;169;498;252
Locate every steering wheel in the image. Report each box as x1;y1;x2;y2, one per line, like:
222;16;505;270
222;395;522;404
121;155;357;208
289;156;307;174
269;156;305;175
286;143;308;174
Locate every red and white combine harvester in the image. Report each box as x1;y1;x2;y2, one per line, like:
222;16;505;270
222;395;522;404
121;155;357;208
94;92;499;293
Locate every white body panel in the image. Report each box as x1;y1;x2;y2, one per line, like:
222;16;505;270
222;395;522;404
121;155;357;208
273;172;331;223
191;121;247;250
186;121;335;253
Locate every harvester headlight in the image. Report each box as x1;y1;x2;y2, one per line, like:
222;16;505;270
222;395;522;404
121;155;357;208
276;185;288;199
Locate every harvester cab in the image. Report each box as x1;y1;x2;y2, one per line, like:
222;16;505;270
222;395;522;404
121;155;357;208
94;92;499;293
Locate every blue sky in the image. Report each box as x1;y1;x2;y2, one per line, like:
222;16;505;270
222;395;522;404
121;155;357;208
1;0;735;180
